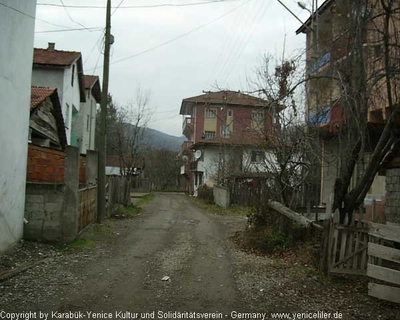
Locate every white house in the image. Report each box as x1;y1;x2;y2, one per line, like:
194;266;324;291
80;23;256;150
32;43;86;145
0;0;37;252
79;75;101;154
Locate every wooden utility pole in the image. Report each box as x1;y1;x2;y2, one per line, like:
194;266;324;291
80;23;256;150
97;0;112;223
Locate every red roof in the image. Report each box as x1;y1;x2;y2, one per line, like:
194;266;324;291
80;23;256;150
84;75;98;89
180;91;276;115
33;48;81;67
83;75;102;103
30;87;56;110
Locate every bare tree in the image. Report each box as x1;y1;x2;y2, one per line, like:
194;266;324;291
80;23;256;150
316;0;400;222
104;88;152;177
249;54;322;209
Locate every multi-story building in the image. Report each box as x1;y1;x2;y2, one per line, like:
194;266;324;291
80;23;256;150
179;91;277;194
296;0;399;220
0;0;37;252
79;75;101;154
32;43;86;147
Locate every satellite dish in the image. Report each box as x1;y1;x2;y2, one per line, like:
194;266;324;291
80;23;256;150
182;155;189;162
194;150;202;160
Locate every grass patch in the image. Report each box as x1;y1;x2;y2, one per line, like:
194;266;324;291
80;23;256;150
233;227;294;255
68;237;93;248
115;204;141;218
113;193;155;219
90;222;114;235
136;193;155;207
192;197;253;216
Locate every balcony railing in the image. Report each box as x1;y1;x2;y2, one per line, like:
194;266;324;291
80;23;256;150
182;117;194;133
181;140;193;151
308;51;331;73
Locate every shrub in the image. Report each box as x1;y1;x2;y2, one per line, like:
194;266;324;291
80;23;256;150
197;185;214;204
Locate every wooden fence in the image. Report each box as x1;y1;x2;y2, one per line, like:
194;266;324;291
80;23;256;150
106;176;131;216
367;222;400;304
78;185;97;232
327;211;369;275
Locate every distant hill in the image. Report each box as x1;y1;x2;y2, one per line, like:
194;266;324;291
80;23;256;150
140;127;186;151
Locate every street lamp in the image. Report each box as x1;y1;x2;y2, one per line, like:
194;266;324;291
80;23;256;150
297;1;312;14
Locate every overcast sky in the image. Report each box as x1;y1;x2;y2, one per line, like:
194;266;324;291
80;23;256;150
34;0;311;137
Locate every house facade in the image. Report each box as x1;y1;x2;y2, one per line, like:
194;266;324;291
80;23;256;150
32;43;86;146
179;91;276;194
0;0;37;252
79;75;101;154
30;87;67;150
297;0;399;221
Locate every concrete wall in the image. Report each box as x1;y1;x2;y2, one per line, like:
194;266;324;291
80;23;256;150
0;1;37;253
385;168;400;224
196;146;219;187
24;147;97;243
214;185;230;208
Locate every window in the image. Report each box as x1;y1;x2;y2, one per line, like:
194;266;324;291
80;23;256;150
205;108;216;118
251;111;265;129
251;151;265;164
71;64;75;87
228;110;233;117
251;111;264;122
87;115;90;131
204;131;215;139
65;104;70;128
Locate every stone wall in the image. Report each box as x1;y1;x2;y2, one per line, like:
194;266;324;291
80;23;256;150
24;147;98;243
385;168;400;224
24;184;64;242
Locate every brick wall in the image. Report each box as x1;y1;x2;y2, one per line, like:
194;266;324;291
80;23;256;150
27;144;65;183
385;168;400;224
27;144;86;184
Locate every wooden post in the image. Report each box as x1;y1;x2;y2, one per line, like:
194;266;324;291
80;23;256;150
319;193;333;275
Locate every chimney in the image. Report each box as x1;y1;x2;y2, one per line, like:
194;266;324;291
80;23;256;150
48;42;55;50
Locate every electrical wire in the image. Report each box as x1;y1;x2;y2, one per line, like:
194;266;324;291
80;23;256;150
85;0;249;72
35;27;103;33
111;0;125;16
59;0;95;32
222;0;272;84
0;1;82;30
37;0;240;9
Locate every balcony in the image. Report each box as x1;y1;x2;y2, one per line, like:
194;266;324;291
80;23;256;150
307;102;342;132
308;51;331;74
182;117;194;136
181;140;193;151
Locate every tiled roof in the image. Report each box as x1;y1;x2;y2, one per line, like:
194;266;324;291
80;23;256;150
180;91;273;115
33;46;86;103
84;75;98;89
84;75;102;103
31;87;56;110
33;48;81;66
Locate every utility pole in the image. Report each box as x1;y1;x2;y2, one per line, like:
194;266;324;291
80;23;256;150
97;0;112;223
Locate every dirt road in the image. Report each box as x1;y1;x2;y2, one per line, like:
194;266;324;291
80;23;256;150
1;193;399;319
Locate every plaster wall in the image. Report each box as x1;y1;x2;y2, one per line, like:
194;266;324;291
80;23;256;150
0;0;36;252
32;60;81;144
79;91;97;153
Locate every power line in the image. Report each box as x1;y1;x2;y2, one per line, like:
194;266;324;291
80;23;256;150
85;0;249;71
59;0;96;32
0;1;80;29
37;0;240;9
111;0;125;15
35;27;103;33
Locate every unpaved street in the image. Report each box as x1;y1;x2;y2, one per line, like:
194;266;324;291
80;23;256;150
1;193;399;319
